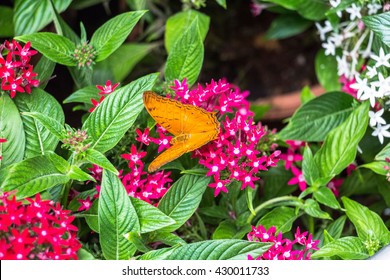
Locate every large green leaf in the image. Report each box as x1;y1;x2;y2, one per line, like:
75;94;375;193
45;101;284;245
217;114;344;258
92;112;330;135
165;10;210;54
158;174;210;232
131;197;175;233
14;88;64;158
311;236;369;260
22;112;64;140
342;197;390;245
14;0;72;35
0;153;70;199
313;186;341;209
0;94;25;168
302;145;320;185
315;49;341;91
264;0;327;20
15;32;76;66
266;14;311;39
278;92;355;141
99;170;140;260
34;55;56;89
83;73;158;153
165;18;204;87
257;206;298;233
142;240;272;260
363;12;390;46
375;142;390;161
314;102;369;182
63;85;99;105
0;6;14;37
84;148;118;175
91;11;146;62
93;43;154;84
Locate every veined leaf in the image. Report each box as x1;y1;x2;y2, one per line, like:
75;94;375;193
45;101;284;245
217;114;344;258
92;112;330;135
257;207;298;233
14;88;64;158
99;170;140;260
0;94;25;168
363;12;390;46
84;148;118;175
91;10;147;62
311;236;369;260
83;73;159;153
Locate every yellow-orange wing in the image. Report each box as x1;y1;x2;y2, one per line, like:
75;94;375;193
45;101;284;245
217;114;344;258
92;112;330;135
143;91;220;172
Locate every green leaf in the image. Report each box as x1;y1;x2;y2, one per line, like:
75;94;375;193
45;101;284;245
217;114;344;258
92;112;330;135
14;0;72;35
149;232;186;247
360;161;389;176
215;0;227;8
84;149;118;175
22;112;64;140
303;199;332;219
342;197;390;245
68;165;95;182
0;94;25;168
130;197;175;233
315;50;341;91
158;174;210;232
167;240;272;260
63;85;99;105
49;0;80;44
144;240;272;260
99;170;140;260
313;186;341;209
250;104;271;122
14;88;64;158
165;10;210;54
15;32;76;66
257;206;298;233
0;6;14;37
83;73;158;153
266;14;311;39
300;85;315;104
212;220;237;239
34;55;56;89
314;102;369;182
0;153;70;199
85;199;99;232
91;11;147;62
126;0;147;10
311;236;369;260
77;248;95;260
165;17;204;87
375;142;390;161
93;43;154;84
278;92;355;141
363;12;390;46
264;0;328;20
302;145;320;186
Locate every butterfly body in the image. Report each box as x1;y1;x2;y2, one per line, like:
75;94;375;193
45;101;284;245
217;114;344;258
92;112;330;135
143;91;220;172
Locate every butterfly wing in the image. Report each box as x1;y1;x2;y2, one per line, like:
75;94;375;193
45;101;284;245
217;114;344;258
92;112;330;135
148;141;187;172
143;91;183;136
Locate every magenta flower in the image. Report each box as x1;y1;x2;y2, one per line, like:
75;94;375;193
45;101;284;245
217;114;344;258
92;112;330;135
121;144;147;168
280;149;303;170
0;193;81;260
288;165;307;191
0;40;39;98
96;80;119;95
248;225;320;260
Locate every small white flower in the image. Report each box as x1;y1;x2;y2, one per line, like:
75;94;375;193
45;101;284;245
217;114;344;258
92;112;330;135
329;32;343;47
371;47;390;68
366;65;377;79
367;3;382;15
369;109;386;127
371;72;390;96
360;85;382;107
372;123;390;144
350;75;369;99
322;40;336;56
336;55;350;77
315;21;333;41
329;0;340;8
346;4;362;20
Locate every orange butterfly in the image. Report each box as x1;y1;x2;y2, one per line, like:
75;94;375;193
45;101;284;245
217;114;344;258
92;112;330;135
143;91;220;172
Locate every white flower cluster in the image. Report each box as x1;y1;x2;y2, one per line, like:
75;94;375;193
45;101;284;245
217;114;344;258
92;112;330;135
316;1;390;144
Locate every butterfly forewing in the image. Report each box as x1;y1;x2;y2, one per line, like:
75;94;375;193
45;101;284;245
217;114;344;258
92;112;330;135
143;91;220;172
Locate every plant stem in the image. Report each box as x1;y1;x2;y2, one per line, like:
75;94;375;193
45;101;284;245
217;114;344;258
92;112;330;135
246;196;303;224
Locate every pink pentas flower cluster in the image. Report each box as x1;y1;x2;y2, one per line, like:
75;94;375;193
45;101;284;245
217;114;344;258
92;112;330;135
77;145;172;210
0;192;81;260
141;78;280;196
247;225;320;260
89;80;120;112
0;40;39;98
339;75;358;98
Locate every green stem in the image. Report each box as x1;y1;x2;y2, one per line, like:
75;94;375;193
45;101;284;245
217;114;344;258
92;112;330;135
308;216;314;234
61;153;76;207
246;196;303;224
